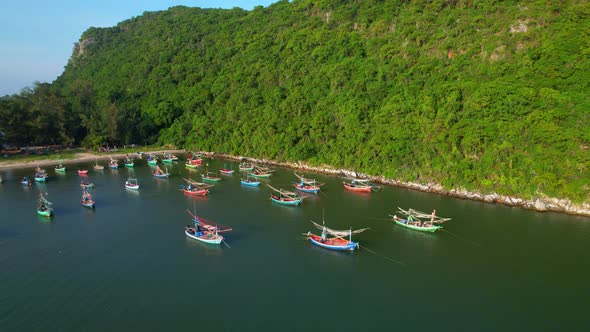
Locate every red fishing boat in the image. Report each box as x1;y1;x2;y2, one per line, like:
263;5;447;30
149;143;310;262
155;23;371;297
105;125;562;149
342;178;379;193
182;178;213;196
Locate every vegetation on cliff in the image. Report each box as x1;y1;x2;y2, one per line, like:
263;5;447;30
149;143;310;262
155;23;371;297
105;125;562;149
1;0;588;201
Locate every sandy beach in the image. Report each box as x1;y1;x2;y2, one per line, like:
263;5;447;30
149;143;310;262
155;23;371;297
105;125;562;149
0;150;185;171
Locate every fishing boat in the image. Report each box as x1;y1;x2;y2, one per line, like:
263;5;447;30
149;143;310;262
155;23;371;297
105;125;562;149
250;166;274;178
80;179;95;189
171;154;179;161
390;207;451;233
184;209;232;245
239;161;255;171
240;174;260;187
78;169;88;176
293;172;324;194
54;163;66;173
162;153;174;163
342;178;379;193
185;162;199;169
219;165;234;175
153;166;170;178
80;188;95;208
187;152;203;165
93;159;105;171
125;177;140;190
109;158;119;169
34;166;48;182
147;154;158;165
181;178;213;196
37;192;53;217
268;184;303;206
21;177;32;186
202;171;221;183
306;220;369;251
124;156;134;168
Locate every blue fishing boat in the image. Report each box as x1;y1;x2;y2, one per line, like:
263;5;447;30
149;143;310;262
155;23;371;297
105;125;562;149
240;174;260;187
293;172;324;194
268;185;303;206
306;220;369;251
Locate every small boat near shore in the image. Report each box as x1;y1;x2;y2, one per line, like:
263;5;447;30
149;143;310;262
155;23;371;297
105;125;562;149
390;207;450;233
78;169;88;176
94;159;104;171
293;172;324;194
153;166;170;178
55;163;66;173
343;178;379;193
109;158;119;169
147;154;158;165
250;166;274;178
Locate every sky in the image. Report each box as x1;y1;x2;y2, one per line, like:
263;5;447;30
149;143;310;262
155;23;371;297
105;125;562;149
0;0;278;96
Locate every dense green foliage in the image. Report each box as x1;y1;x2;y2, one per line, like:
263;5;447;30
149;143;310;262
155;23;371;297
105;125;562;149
1;0;589;201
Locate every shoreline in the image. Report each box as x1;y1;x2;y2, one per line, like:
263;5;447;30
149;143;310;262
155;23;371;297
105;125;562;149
1;149;588;217
199;151;590;218
0;150;184;171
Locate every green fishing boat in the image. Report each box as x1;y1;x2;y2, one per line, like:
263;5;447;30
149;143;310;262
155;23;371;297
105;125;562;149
185;163;198;169
390;207;450;233
37;193;53;217
202;171;221;182
55;164;66;173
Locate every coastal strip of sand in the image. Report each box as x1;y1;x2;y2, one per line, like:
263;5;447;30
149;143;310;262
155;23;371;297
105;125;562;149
0;150;185;171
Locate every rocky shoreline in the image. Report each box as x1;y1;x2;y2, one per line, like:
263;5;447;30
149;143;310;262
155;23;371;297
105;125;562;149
200;151;590;218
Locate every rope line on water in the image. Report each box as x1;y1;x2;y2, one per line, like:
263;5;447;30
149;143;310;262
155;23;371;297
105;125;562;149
440;229;481;247
360;245;406;267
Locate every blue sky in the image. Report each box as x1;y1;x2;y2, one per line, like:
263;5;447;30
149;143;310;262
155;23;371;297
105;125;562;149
0;1;278;96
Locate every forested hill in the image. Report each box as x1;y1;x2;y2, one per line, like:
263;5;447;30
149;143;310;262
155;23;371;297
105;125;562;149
2;0;589;202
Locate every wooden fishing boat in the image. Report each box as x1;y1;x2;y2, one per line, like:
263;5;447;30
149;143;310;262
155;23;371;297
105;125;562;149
93;159;104;171
21;177;32;186
37;192;53;217
109;158;119;169
34;166;48;182
250;166;274;178
185;162;198;169
306;220;369;251
153;166;170;178
80;188;95;208
342;178;379;193
390;207;450;233
240;174;260;187
184;209;232;245
162;153;174;163
80;180;95;189
202;171;221;183
181;178;213;196
78;169;88;176
147;154;158;165
187;152;203;165
268;185;303;206
124;157;134;168
55;164;66;173
219;165;234;175
239;161;255;171
125;177;140;190
293;172;324;194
